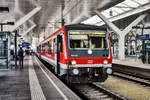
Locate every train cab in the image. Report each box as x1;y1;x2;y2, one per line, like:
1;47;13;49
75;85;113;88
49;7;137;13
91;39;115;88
37;24;112;83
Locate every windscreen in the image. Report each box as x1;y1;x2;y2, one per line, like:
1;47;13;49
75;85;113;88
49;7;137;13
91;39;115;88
69;31;107;49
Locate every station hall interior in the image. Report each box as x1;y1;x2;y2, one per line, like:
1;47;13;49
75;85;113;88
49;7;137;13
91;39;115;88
0;0;150;100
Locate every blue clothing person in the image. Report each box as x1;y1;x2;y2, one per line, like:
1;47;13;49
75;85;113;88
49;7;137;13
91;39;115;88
18;48;24;68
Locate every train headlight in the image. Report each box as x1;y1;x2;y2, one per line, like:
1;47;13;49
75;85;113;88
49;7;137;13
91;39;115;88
103;60;108;64
106;68;112;74
72;69;79;75
71;60;76;65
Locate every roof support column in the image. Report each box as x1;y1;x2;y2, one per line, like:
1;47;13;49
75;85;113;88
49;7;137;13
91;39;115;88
118;34;125;59
95;10;147;60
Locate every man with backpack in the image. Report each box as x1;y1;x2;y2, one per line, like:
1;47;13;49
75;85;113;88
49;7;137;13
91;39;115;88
18;47;24;68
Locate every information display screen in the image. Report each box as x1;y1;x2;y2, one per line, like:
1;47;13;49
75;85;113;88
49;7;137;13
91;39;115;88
69;31;105;35
69;30;106;49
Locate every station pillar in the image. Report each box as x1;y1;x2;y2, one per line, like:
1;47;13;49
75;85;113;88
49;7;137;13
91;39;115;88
118;35;125;59
14;30;17;68
95;10;147;60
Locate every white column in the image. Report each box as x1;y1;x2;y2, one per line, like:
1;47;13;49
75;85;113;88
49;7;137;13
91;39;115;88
95;10;147;60
97;3;150;26
118;34;125;60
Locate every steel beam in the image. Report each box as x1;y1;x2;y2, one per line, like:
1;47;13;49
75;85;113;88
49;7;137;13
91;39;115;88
95;10;122;36
123;14;147;36
96;3;150;26
22;24;36;37
95;10;147;60
10;6;41;32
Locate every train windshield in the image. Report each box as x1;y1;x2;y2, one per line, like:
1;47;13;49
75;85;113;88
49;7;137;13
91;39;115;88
69;31;107;49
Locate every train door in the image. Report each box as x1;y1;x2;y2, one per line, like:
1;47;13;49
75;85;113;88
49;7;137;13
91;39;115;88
55;34;63;75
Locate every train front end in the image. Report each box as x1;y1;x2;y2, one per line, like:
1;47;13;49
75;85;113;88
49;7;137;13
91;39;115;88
64;25;112;83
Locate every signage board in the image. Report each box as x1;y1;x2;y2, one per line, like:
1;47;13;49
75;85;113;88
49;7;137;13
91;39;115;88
136;34;150;40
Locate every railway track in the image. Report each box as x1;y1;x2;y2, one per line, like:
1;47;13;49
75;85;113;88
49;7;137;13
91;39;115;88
112;64;150;80
72;83;129;100
112;72;150;87
38;57;129;100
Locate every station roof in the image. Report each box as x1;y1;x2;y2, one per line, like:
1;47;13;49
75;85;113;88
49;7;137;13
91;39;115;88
82;0;150;25
0;0;122;36
0;0;150;43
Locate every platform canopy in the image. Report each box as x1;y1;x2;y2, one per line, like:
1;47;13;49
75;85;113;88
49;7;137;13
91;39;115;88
0;0;123;37
0;0;150;43
82;0;150;25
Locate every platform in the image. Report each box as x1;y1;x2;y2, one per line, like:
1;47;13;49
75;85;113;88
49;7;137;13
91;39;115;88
112;56;150;79
113;56;150;69
0;55;81;100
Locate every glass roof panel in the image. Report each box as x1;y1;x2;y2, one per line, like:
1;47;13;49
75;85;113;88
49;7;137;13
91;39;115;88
115;3;131;11
101;11;111;18
111;7;124;14
104;9;118;17
82;0;150;25
81;15;101;24
123;0;139;8
133;0;149;5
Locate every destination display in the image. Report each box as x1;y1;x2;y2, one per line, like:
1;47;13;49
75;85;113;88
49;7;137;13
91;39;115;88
69;31;105;35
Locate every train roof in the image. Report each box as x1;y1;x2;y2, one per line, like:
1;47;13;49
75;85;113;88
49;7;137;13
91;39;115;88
64;24;107;30
41;24;107;43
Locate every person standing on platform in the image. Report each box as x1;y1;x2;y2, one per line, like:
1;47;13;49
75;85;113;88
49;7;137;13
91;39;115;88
18;47;24;68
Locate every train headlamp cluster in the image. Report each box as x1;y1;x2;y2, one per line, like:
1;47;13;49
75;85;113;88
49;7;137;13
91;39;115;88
72;69;79;75
103;60;108;64
106;68;112;74
71;60;76;65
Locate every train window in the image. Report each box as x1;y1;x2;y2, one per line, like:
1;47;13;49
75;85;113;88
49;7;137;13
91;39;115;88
48;41;51;52
58;35;63;52
42;44;44;51
42;43;46;51
51;40;54;51
90;36;105;48
45;42;48;52
53;38;56;50
37;46;39;52
40;45;41;51
69;31;107;49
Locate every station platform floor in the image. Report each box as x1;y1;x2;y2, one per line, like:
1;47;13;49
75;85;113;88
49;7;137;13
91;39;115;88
0;55;81;100
113;56;150;69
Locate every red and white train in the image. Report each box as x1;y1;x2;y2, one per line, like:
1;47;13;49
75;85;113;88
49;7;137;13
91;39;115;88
37;24;112;83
